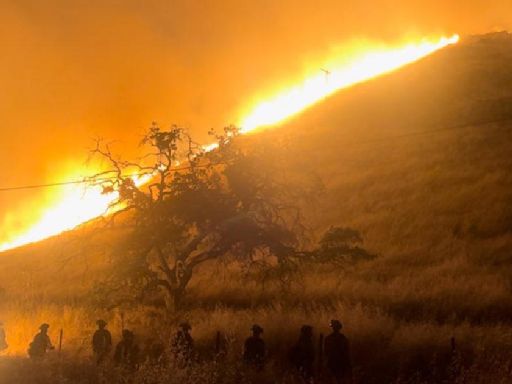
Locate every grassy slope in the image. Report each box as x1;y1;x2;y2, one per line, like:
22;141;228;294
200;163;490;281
274;31;512;252
0;32;511;382
273;31;512;305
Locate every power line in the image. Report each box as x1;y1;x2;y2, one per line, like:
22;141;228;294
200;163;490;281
0;179;88;192
353;116;512;145
0;116;510;193
0;175;140;192
0;162;216;192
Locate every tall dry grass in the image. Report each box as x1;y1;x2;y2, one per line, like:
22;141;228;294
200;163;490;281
2;262;512;383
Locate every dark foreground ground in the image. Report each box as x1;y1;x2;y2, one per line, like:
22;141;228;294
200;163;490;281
1;343;511;384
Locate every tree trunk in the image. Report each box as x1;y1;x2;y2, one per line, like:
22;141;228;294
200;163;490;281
172;288;185;310
160;282;186;312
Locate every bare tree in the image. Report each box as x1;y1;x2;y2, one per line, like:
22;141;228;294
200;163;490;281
89;124;305;310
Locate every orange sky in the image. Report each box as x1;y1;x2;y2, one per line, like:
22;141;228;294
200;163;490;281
0;0;510;243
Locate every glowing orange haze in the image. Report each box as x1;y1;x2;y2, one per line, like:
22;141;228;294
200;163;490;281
0;34;459;252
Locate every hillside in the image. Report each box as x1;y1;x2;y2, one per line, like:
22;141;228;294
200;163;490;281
0;33;511;383
266;31;512;259
2;31;512;302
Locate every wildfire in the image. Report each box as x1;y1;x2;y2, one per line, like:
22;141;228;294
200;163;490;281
0;34;459;252
0;174;152;252
238;34;459;132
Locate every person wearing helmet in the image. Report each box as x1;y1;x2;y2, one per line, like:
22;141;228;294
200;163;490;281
0;321;8;352
289;325;315;382
92;319;112;364
114;329;140;370
171;322;194;363
324;320;352;383
243;324;266;370
28;323;55;359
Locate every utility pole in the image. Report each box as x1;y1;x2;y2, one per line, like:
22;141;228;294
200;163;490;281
120;312;125;333
321;68;331;84
58;329;63;354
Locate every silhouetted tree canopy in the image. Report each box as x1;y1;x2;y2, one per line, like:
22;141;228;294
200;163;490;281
89;124;372;310
89;124;310;310
309;226;375;265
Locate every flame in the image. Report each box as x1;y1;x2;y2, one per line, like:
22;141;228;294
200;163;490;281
0;173;151;252
0;34;459;252
239;34;459;132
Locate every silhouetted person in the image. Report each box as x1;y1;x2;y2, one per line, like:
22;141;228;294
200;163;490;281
28;323;54;359
324;320;352;384
0;321;7;352
243;324;266;370
92;319;112;364
289;325;315;382
114;330;140;370
171;322;194;363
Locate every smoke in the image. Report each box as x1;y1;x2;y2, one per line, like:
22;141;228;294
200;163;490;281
0;0;509;244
